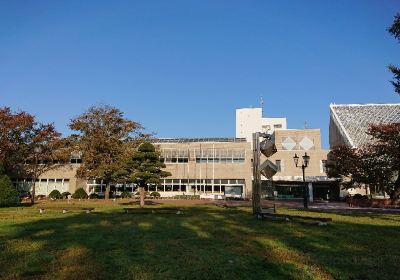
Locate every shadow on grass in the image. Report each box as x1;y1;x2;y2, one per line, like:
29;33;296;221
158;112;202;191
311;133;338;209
0;205;399;280
118;200;163;206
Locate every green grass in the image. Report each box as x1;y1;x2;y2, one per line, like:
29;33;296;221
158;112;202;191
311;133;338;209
0;201;399;280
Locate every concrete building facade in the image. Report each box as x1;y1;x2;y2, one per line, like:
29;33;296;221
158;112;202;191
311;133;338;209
236;108;287;143
14;106;340;200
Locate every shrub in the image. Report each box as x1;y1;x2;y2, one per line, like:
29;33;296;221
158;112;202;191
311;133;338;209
89;193;99;199
36;195;46;200
0;174;20;207
135;191;150;197
150;191;161;198
173;195;200;200
225;197;244;201
121;191;133;198
61;192;71;199
353;194;368;200
48;190;62;199
72;188;88;199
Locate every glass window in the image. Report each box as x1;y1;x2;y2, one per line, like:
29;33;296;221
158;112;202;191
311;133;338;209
275;160;281;172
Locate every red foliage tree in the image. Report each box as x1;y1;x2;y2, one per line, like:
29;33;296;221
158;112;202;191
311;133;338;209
0;107;68;203
328;123;400;199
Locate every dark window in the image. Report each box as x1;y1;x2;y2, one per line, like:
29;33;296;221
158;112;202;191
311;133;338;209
275;160;281;172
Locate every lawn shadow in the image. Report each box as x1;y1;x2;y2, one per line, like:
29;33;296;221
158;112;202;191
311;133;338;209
118;200;163;206
1;205;399;279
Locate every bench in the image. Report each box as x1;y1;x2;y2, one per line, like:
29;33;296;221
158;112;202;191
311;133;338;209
259;212;332;225
39;207;95;214
82;208;95;213
123;208;183;215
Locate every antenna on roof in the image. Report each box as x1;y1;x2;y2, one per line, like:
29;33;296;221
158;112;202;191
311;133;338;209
304;121;308;129
260;95;264;114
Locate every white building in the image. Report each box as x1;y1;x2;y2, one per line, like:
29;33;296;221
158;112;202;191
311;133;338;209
235;107;287;142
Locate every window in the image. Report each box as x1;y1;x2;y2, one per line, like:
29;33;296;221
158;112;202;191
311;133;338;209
275;160;281;172
262;125;271;132
274;124;282;129
321;160;327;173
70;152;82;164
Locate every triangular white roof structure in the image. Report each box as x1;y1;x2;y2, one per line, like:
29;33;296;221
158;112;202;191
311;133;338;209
329;103;400;148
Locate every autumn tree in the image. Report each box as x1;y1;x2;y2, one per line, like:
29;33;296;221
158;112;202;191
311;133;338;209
0;107;68;204
388;13;400;95
367;123;400;198
328;123;400;199
69;105;142;199
117;142;170;207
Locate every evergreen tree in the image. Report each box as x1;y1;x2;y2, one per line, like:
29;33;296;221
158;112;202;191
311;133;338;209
0;163;19;207
117;142;170;207
388;13;400;95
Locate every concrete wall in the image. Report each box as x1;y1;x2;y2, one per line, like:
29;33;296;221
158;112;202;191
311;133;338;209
156;141;253;197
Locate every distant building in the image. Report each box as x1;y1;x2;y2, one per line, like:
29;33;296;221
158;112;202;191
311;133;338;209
329;103;400;196
329;103;400;148
265;129;338;201
236;107;287;143
14;105;343;201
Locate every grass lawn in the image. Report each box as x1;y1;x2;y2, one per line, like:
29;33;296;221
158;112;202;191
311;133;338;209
0;200;399;280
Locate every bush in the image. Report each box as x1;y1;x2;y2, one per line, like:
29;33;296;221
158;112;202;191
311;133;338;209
48;190;62;199
173;195;200;200
225;197;245;201
150;191;161;198
61;192;71;199
89;193;99;199
135;191;150;197
72;188;88;199
353;194;369;200
35;195;46;200
0;174;20;207
121;191;133;198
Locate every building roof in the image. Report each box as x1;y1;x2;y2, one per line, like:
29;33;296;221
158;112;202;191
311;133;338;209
329;103;400;147
150;137;247;143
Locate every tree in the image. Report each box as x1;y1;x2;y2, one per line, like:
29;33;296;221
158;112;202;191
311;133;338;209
388;13;400;95
69;105;143;199
328;123;400;199
117;142;170;207
0;162;19;207
0;107;68;204
367;123;400;198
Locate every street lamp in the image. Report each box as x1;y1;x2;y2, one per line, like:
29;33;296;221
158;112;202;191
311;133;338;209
293;152;310;209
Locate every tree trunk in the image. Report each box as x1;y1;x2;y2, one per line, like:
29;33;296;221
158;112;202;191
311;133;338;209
139;186;145;208
390;173;400;199
31;177;36;205
105;183;110;200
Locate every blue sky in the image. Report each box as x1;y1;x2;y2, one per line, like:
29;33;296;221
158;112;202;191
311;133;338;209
1;0;399;148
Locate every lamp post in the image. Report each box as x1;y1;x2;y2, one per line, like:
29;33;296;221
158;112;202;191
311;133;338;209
293;152;310;209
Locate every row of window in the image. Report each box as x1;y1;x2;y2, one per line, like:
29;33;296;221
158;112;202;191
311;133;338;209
273;160;327;173
161;148;246;164
13;178;70;192
88;179;245;193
